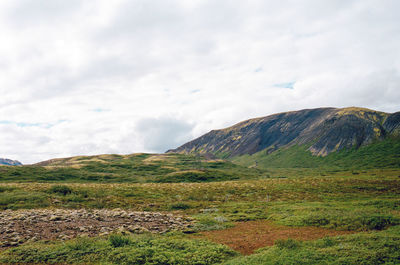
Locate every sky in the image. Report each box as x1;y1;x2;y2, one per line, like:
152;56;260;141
0;0;400;164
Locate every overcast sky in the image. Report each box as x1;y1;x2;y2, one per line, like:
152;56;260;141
1;0;399;163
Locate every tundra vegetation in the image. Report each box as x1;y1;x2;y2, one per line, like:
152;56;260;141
0;151;399;264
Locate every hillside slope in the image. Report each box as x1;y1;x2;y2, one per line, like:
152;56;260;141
0;153;263;183
233;137;400;169
169;107;400;158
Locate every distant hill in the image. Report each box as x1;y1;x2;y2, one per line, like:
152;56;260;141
168;107;400;169
0;158;22;166
0;153;262;183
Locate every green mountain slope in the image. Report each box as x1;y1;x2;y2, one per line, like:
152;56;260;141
233;137;400;169
0;153;263;183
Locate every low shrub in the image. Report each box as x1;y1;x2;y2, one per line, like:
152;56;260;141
48;185;73;196
0;234;237;265
109;234;131;248
0;186;15;193
275;238;301;250
66;237;93;251
193;214;232;231
302;213;400;231
361;215;399;230
169;202;192;210
0;191;49;210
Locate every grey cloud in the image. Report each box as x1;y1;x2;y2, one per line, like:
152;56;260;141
0;125;52;163
352;69;400;111
92;0;245;60
135;117;194;152
94;1;185;43
5;0;84;27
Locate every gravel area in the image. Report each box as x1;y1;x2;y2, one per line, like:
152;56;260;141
0;209;194;248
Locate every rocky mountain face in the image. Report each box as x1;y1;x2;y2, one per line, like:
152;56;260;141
168;107;400;157
0;158;22;166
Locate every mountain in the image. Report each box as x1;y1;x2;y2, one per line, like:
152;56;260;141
168;107;400;168
0;158;22;166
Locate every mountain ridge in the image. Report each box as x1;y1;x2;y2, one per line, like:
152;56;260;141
0;158;22;166
168;107;400;158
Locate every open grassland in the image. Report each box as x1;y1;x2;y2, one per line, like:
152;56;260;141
1;172;400;229
1;168;400;264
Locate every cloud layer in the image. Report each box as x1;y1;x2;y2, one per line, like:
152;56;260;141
0;0;399;163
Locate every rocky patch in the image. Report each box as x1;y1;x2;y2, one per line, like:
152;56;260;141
0;209;194;248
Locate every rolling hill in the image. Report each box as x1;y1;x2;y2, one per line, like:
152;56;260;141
0;153;263;183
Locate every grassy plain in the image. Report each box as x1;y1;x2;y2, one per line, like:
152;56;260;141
0;151;400;264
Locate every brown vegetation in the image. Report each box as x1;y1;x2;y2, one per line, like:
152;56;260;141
198;220;354;255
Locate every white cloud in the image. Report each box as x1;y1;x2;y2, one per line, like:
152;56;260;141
0;0;399;163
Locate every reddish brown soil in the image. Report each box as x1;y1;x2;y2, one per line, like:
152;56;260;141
197;220;354;255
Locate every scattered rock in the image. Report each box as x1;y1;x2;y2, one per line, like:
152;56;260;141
0;209;194;248
49;215;62;221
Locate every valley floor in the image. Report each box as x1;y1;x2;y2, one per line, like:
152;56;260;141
0;169;400;264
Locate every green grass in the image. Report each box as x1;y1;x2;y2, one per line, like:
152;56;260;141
266;200;400;231
233;137;400;170
0;233;238;264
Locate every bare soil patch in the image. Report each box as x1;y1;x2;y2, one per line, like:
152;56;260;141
197;220;354;255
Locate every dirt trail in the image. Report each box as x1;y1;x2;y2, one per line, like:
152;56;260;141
198;220;354;255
